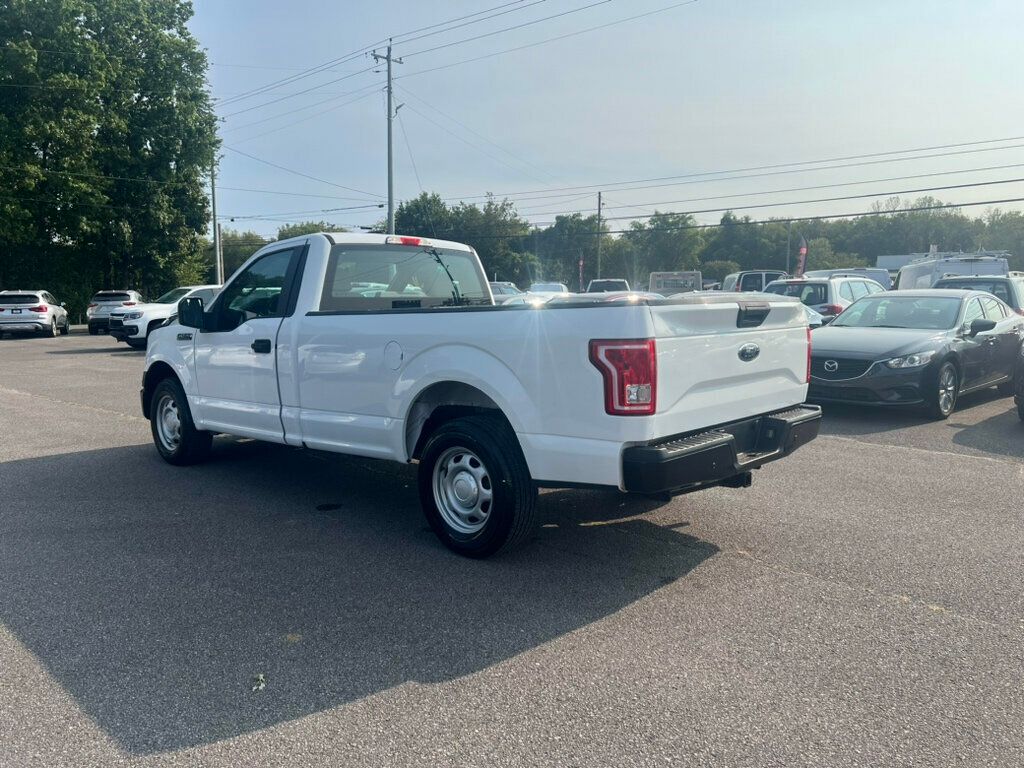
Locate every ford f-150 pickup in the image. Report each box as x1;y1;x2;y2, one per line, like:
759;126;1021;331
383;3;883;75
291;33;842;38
141;232;820;557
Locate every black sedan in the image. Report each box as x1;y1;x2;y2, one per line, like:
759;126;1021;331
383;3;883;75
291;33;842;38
808;290;1024;419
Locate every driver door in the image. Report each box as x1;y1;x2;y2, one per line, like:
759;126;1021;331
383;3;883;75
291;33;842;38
958;297;989;388
193;246;302;441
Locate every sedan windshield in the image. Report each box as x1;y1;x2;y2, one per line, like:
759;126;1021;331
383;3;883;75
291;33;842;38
154;288;191;304
832;296;961;329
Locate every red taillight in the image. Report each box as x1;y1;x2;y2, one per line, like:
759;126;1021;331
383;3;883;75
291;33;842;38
806;327;812;384
821;304;844;316
122;301;136;306
28;305;47;312
589;339;657;416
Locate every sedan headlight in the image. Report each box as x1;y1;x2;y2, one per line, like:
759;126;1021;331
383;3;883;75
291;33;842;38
885;351;936;369
124;311;144;320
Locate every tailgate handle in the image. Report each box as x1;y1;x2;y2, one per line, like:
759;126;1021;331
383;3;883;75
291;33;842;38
736;302;770;328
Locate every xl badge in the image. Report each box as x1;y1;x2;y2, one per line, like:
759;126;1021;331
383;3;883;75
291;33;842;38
738;343;760;362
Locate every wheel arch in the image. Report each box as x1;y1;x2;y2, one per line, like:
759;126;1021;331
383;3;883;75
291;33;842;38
142;361;180;420
404;380;516;462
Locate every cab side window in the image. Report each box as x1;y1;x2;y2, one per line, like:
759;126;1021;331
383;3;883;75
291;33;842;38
849;281;869;299
214;248;297;331
839;282;855;301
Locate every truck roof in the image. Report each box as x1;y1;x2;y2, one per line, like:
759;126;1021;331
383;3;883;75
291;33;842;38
318;232;474;252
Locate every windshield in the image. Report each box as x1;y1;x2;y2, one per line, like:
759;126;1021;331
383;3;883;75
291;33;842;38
531;283;567;292
154;288;191;304
319;245;490;311
934;280;1011;302
832;296;962;329
588;280;628;292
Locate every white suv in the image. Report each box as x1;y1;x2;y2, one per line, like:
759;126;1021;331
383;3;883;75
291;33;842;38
110;285;220;349
0;290;70;337
764;275;886;320
87;290;145;334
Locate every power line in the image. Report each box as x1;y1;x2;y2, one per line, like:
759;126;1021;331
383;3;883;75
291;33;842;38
514;161;1024;215
228;88;382;145
215;1;537;107
223;145;384;198
217;186;380;202
218;65;377;119
219;202;385;220
444;140;1024;205
400;0;612;59
442;134;1024;204
398;0;699;80
521;176;1024;224
396;85;561;185
221;81;384;134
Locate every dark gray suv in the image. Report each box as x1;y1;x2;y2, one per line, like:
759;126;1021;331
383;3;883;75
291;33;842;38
932;275;1024;314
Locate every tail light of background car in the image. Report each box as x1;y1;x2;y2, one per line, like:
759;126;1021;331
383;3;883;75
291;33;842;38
589;339;657;415
122;301;136;306
821;304;844;316
806;327;812;383
28;305;47;312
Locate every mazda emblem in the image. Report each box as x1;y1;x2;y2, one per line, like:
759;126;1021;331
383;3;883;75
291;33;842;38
738;343;760;362
823;359;839;373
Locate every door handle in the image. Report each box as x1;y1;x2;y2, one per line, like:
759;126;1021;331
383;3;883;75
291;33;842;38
251;338;272;354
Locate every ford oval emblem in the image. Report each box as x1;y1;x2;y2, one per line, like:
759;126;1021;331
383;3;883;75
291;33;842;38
738;343;760;362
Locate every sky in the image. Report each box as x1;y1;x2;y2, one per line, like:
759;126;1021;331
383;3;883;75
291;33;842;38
189;0;1024;239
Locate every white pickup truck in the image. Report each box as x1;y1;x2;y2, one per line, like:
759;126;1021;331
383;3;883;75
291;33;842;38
142;233;820;557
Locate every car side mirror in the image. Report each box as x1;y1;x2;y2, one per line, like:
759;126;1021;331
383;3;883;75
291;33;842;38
60;302;67;308
969;318;997;337
178;297;208;330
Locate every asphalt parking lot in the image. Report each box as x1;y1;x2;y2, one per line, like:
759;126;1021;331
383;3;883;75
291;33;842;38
1;330;1022;767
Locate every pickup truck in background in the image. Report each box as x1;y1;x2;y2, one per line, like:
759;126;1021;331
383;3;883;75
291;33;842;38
141;233;820;557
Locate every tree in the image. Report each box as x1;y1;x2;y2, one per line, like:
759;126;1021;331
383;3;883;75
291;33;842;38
277;220;345;241
0;0;218;313
700;260;740;282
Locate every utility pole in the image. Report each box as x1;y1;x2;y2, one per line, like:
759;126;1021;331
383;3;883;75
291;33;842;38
372;40;403;234
596;191;602;279
211;154;223;284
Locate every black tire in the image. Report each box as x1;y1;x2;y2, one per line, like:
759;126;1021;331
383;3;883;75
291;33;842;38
47;317;58;337
927;361;959;420
59;319;69;335
88;325;99;336
149;377;212;465
418;413;537;558
996;378;1014;397
127;338;147;350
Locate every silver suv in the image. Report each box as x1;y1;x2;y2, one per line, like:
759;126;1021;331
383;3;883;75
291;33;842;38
0;290;70;337
764;275;886;320
87;290;144;335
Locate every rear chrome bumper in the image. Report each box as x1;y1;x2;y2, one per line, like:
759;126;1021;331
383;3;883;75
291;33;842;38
621;404;821;495
0;321;47;332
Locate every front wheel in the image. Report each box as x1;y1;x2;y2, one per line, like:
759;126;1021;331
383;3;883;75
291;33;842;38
127;338;147;350
928;361;959;420
418;414;537;558
59;319;69;335
150;378;212;465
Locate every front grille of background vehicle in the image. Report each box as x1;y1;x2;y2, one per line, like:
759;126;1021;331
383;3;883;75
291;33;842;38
109;318;123;329
810;357;873;380
808;384;879;402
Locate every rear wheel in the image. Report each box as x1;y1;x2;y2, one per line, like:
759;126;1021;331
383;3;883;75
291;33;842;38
997;378;1015;397
59;318;69;335
88;325;98;336
127;338;146;350
418;413;537;558
927;361;959;420
47;317;58;337
150;378;212;465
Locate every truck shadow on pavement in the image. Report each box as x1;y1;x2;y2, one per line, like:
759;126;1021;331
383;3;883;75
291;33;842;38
0;439;714;755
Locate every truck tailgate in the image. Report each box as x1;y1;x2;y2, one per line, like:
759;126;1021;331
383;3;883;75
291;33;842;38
649;294;809;436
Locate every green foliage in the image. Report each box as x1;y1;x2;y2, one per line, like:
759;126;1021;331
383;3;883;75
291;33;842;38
700;260;741;281
0;0;218;316
277;220;344;241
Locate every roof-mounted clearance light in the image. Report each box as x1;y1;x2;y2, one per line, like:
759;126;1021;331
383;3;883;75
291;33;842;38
385;235;432;247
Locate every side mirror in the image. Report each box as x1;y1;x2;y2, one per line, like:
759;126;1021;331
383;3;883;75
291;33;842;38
969;318;997;337
178;297;207;330
60;302;67;308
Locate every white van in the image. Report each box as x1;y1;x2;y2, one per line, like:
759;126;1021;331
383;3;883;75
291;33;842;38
895;254;1009;290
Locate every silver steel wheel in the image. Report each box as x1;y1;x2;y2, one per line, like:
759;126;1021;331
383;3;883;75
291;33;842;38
938;366;958;415
155;393;182;452
432;446;494;535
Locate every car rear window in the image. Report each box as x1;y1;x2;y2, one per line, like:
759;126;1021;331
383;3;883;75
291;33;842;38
934;280;1010;302
319;245;490;311
764;282;827;306
91;292;131;302
0;294;42;304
